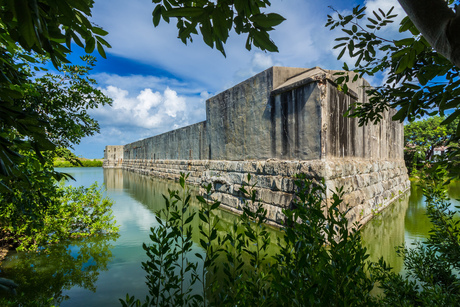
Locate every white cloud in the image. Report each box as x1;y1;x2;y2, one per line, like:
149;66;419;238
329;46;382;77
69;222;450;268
252;53;274;70
136;89;162;111
97;86;188;130
163;88;186;118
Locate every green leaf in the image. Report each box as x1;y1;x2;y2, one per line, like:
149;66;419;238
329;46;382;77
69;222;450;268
200;19;214;48
152;5;162;27
392;105;409;121
211;201;220;210
251;29;278;52
184;215;194;224
97;42;106;59
402;83;420;90
95;36;111;48
85;36;96;53
395;55;409;74
338;47;346;60
394;38;414;47
212;8;229;41
92;27;109;36
441;109;460;126
251;13;286;28
367;18;378;25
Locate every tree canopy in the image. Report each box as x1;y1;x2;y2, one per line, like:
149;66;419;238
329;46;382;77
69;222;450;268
324;3;460;179
0;0;110;182
0;1;116;254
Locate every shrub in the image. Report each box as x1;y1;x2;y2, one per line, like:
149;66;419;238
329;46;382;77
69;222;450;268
0;181;118;252
120;173;376;306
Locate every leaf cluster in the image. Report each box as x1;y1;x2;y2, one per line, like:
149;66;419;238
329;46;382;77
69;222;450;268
326;5;460;179
0;0;110;67
151;0;285;56
403;116;460;174
0;0;111;192
327;5;459;127
0;169;118;252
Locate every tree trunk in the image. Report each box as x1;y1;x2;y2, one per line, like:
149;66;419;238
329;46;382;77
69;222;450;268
398;0;460;68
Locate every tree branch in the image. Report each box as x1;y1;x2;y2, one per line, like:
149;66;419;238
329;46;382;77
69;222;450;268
398;0;460;68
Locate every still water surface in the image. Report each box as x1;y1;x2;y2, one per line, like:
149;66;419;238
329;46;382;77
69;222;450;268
1;168;459;305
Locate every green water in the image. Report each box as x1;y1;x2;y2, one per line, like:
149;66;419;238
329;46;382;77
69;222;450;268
361;180;460;273
1;168;459;305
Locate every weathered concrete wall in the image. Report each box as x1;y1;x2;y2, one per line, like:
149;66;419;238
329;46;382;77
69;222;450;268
206;67;310;160
103;145;124;168
123;121;209;161
323;81;404;160
104;66;410;227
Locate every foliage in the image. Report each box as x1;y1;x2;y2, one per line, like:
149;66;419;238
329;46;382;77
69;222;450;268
25;55;112;150
404;116;460;174
120;173;377;306
0;55;114;251
0;233;118;306
0;1;113;252
0;0;110;180
150;0;285;56
325;4;460;179
0;174;118;251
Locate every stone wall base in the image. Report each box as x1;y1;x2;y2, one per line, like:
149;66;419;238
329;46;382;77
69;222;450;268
119;158;410;227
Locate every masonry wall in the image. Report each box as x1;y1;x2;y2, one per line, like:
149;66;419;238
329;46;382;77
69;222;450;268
104;66;410;227
122;121;209;161
206;67;310;160
103;145;124;168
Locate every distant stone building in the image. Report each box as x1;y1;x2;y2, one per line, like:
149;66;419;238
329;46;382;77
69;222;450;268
103;145;124;168
104;67;410;226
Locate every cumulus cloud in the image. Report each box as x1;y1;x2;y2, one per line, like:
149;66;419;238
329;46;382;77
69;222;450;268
233;52;282;85
97;86;187;130
252;53;274;70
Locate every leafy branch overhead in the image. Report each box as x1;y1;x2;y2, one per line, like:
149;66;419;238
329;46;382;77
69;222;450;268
326;4;460;179
151;0;285;56
326;5;460;131
0;0;111;180
0;0;111;67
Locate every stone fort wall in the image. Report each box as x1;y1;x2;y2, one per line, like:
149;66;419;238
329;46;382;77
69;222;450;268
104;66;410;226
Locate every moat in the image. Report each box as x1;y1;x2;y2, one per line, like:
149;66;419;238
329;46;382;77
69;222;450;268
1;168;458;306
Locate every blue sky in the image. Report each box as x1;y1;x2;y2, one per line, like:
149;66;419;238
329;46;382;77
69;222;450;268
67;0;405;158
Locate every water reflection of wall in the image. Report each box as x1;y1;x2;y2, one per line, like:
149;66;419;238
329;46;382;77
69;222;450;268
103;168;124;190
103;169;283;245
361;192;410;273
